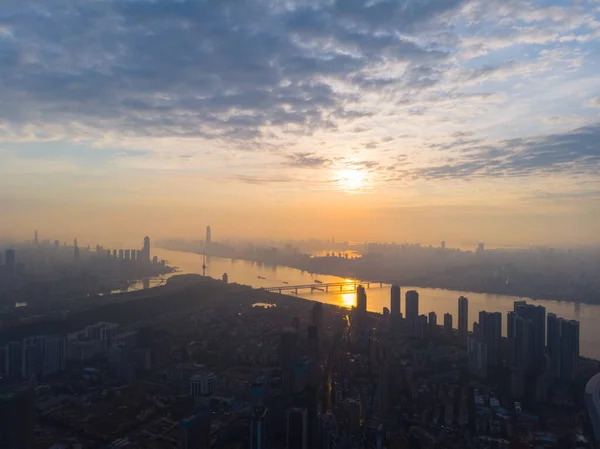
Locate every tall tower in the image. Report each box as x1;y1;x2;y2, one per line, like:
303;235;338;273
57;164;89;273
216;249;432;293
458;296;469;343
390;285;400;317
34;230;38;245
478;311;502;367
206;226;212;245
202;253;207;277
143;236;151;263
356;285;367;315
405;290;419;323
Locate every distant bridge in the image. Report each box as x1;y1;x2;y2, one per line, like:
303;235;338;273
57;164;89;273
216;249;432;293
262;281;384;294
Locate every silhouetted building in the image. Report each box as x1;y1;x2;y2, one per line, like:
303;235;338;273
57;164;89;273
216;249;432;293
222;272;228;283
441;240;445;250
0;386;34;449
250;406;269;449
206;226;212;244
468;337;488;378
559;319;579;381
405;290;419;330
356;285;367;316
458;296;468;343
444;313;453;337
179;409;211;449
547;313;561;378
428;311;437;335
124;249;131;261
118;249;124;260
312;302;324;338
478;312;501;367
514;303;545;371
281;328;297;400
287;407;308;449
4;249;16;276
507;311;515;339
390;285;400;317
415;315;428;339
142;236;151;263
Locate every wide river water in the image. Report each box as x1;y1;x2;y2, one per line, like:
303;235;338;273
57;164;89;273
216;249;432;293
140;248;600;360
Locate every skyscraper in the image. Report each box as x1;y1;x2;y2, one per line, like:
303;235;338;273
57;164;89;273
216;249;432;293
547;313;561;377
507;311;515;339
250;407;269;449
287;407;308;449
5;249;16;276
180;409;211;449
478;312;502;367
458;296;468;343
511;314;534;372
443;313;453;336
405;290;419;323
515;303;546;370
142;236;151;263
390;285;400;317
356;285;367;315
428;311;437;335
308;325;319;361
34;230;38;245
206;226;212;244
124;249;131;261
559;319;579;381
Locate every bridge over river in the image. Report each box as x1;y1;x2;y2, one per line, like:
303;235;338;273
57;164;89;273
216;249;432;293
261;281;384;294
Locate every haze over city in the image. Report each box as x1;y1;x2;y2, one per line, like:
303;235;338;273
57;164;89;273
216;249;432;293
2;1;600;449
1;0;599;247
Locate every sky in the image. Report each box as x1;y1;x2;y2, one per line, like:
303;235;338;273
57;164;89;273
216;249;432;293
1;0;599;248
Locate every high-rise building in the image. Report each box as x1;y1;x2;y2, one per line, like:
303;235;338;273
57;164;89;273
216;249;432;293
112;249;117;258
206;226;212;245
250;406;269;449
458;296;468;343
356;285;367;316
124;249;131;261
390;285;400;317
415;315;428;339
559;319;579;381
441;240;445;250
511;314;534;372
478;312;502;367
180;409;211;449
507;311;515;339
131;250;137;262
443;313;453;336
467;337;487;378
5;249;16;276
118;249;124;260
287;407;308;449
34;230;38;245
43;335;66;377
142;236;151;263
5;341;22;381
405;290;419;323
22;336;45;380
515;303;545;370
281;328;297;400
428;311;437;335
547;313;561;377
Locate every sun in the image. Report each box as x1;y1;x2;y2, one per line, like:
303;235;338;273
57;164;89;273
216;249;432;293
337;169;366;191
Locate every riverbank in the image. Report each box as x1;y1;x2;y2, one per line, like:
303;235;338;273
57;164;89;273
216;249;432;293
165;247;596;306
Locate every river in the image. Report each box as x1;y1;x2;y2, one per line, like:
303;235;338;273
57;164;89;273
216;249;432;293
146;248;599;359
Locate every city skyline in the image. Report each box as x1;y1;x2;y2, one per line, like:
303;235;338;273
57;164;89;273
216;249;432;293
1;0;600;247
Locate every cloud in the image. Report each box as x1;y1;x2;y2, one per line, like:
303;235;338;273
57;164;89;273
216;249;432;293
284;152;332;168
408;123;600;180
589;97;600;107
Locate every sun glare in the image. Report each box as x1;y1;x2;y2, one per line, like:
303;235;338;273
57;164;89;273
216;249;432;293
337;169;366;191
